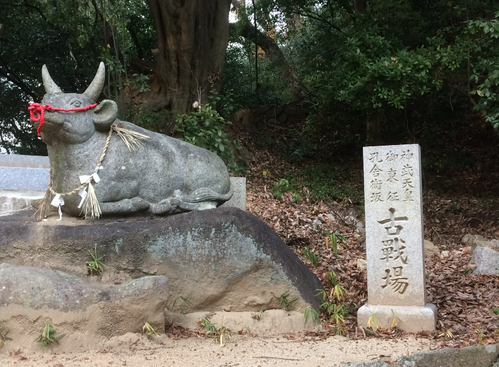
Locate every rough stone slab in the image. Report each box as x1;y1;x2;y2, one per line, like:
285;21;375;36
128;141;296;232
357;303;437;333
338;344;499;367
0;190;45;216
0;153;50;191
0;154;50;168
0;263;168;337
0;167;49;191
220;176;246;210
0;207;323;313
469;246;499;275
363;145;427;307
393;343;499;367
462;234;499;254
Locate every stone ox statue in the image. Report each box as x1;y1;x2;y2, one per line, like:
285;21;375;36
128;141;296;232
31;62;233;219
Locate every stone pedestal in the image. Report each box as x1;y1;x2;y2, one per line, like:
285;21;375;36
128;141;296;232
359;144;436;332
358;303;437;333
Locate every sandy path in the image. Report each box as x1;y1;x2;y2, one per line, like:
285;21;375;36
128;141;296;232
0;333;434;367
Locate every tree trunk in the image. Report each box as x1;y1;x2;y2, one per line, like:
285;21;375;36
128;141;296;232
233;21;309;101
146;0;232;114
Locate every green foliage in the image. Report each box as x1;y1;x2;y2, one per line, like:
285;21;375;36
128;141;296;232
284;164;361;205
0;0;155;152
272;178;290;199
467;12;499;129
367;314;379;331
492;307;499;315
131;74;151;93
200;317;230;346
201;317;218;335
134;109;175;134
330;284;346;301
304;307;321;325
227;162;248;175
175;103;235;159
142;322;159;339
328;233;345;257
86;245;105;275
171;296;192;315
0;321;12;348
325;271;338;288
35;322;64;349
315;289;349;325
303;246;318;267
279;293;298;311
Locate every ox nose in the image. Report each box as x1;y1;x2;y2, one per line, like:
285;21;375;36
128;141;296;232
42;111;66;128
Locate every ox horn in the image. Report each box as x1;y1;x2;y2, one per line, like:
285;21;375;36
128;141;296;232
83;62;106;102
42;65;63;94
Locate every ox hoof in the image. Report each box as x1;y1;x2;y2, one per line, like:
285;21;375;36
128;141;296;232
131;197;149;211
151;199;172;215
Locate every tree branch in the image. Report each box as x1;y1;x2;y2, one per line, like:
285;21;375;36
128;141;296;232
231;21;310;101
0;55;40;100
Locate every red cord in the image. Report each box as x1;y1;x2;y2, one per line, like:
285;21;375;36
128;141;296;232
28;102;98;136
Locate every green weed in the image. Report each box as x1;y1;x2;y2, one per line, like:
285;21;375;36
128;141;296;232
171;296;192;315
252;310;265;320
367;314;379;331
330;326;344;335
283;164;362;205
86;245;105;275
175;102;235;159
200;318;230;347
304;307;321;325
330;284;346;300
328;233;346;257
35;322;64;349
475;328;486;344
390;310;401;328
273;178;290;199
303;246;318;266
279;293;298;311
492;307;499;315
325;271;338;288
142;322;159;339
0;320;12;348
315;289;348;325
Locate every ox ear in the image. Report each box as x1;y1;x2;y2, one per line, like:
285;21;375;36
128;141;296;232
93;100;118;131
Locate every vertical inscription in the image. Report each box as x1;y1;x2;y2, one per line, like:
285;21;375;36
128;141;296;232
367;150;415;204
364;144;425;306
378;208;409;294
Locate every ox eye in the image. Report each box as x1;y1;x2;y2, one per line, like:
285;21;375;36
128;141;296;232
71;100;82;107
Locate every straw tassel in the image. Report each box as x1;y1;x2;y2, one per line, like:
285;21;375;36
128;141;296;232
112;124;149;151
82;182;101;219
36;188;52;221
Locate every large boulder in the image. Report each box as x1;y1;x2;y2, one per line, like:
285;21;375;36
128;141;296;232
0;207;323;313
0;263;168;338
338;344;499;367
469;246;499;275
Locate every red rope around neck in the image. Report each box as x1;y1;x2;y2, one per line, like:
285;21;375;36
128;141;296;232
28;102;98;136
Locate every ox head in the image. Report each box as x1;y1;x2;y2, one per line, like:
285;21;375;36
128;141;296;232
37;62;118;144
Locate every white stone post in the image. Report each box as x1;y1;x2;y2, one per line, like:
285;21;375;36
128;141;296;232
357;144;437;332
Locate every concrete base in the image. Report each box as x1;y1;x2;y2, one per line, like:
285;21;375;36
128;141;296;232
166;309;320;335
0;189;45;216
357;303;437;333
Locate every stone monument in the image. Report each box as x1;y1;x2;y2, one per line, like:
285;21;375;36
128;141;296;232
29;62;233;220
357;144;437;332
0;63;324;344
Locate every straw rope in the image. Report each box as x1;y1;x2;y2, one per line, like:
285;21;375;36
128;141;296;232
36;124;148;220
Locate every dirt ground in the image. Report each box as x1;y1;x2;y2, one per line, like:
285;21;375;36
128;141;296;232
0;331;436;367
